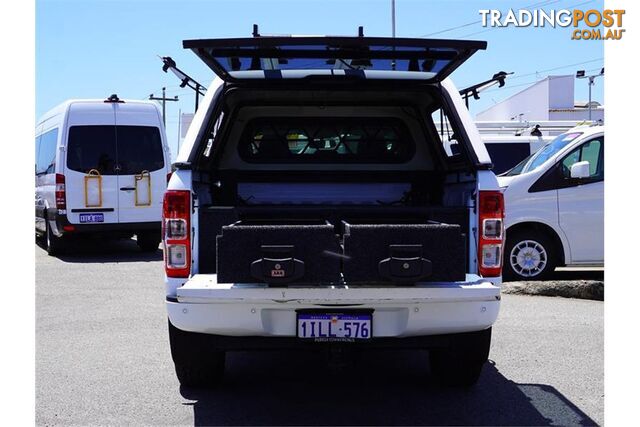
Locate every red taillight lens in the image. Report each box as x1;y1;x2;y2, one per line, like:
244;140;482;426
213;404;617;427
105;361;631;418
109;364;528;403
163;190;191;278
478;191;504;277
55;174;66;210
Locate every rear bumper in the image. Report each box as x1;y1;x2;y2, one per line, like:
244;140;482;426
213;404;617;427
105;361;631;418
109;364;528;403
46;210;160;236
167;274;501;338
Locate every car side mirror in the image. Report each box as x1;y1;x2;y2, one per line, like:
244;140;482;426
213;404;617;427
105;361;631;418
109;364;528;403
570;161;590;179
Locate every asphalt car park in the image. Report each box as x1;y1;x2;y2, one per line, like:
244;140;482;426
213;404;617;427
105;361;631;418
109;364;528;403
36;238;603;426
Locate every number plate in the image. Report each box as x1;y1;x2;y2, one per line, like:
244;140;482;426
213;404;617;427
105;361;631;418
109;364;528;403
296;312;372;342
79;213;104;223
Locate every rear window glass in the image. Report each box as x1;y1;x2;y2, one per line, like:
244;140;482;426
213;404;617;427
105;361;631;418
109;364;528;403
67;125;164;175
238;117;414;163
116;126;164;174
67;126;117;174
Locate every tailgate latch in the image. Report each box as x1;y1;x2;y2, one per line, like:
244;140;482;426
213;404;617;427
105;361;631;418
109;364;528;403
250;245;305;284
378;244;432;284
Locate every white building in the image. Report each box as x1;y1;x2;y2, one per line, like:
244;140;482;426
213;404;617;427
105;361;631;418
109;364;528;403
476;75;604;123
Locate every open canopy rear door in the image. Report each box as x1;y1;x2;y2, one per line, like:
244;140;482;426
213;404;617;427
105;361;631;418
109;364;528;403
183;36;486;83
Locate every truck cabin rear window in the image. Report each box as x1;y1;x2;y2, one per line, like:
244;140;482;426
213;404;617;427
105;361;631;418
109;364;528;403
67;125;164;175
238;117;414;163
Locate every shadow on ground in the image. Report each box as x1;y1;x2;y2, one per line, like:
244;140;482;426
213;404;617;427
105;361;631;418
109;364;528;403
36;238;162;263
180;350;598;426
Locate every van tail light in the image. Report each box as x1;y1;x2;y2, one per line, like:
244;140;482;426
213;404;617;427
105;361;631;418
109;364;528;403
55;174;66;210
478;191;504;277
163;190;191;278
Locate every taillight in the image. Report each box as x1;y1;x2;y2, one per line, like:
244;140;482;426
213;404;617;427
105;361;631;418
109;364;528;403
55;174;66;210
478;191;504;277
163;190;191;278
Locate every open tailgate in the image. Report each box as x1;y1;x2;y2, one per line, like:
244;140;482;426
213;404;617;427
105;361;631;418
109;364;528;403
183;36;486;83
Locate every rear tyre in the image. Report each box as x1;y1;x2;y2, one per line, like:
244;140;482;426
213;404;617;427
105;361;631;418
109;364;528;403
137;231;161;252
503;230;557;281
168;320;225;388
45;220;66;256
429;328;491;387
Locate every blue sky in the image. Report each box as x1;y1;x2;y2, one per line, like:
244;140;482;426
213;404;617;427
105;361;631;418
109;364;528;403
36;0;604;159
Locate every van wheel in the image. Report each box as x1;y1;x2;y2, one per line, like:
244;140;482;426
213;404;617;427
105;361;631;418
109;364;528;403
45;221;66;256
429;328;491;387
168;320;225;388
137;232;160;252
504;230;557;281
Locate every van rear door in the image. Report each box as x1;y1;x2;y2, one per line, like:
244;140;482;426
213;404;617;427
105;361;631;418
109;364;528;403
65;103;119;225
113;103;168;224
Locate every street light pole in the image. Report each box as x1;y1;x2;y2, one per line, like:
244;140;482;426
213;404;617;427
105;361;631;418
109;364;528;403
588;76;594;120
391;0;396;38
576;68;604;122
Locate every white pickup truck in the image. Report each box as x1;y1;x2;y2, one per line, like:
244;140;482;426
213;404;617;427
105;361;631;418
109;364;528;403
163;35;504;387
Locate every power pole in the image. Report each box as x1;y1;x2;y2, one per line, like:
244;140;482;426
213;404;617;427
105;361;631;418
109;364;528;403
149;87;178;127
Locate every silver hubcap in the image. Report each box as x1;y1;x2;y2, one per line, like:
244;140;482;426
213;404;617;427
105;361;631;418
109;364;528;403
510;240;547;278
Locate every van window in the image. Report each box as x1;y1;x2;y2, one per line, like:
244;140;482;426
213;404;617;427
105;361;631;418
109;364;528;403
36;128;58;175
561;138;603;179
238;117;414;163
115;126;164;174
67;126;117;174
67;125;164;175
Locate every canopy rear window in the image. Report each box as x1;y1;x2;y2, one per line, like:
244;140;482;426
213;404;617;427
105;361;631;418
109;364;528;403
239;117;414;163
183;36;486;82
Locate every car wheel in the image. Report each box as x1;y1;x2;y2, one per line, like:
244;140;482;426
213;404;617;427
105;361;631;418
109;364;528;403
168;320;225;388
36;227;46;245
429;328;491;387
45;220;66;256
504;230;557;281
137;232;160;252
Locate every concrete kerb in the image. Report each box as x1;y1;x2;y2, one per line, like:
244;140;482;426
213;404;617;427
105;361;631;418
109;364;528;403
501;280;604;301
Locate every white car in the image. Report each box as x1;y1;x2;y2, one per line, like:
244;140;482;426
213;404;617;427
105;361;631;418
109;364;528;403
35;95;171;255
498;125;604;280
164;35;505;387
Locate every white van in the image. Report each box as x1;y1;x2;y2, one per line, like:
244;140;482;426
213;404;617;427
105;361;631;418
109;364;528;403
35;95;171;255
498;125;604;280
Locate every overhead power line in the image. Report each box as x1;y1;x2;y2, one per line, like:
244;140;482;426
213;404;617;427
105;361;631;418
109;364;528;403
508;58;603;81
482;66;603;95
419;0;561;38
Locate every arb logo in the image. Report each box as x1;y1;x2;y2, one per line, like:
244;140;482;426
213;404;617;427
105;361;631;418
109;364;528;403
271;263;285;278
